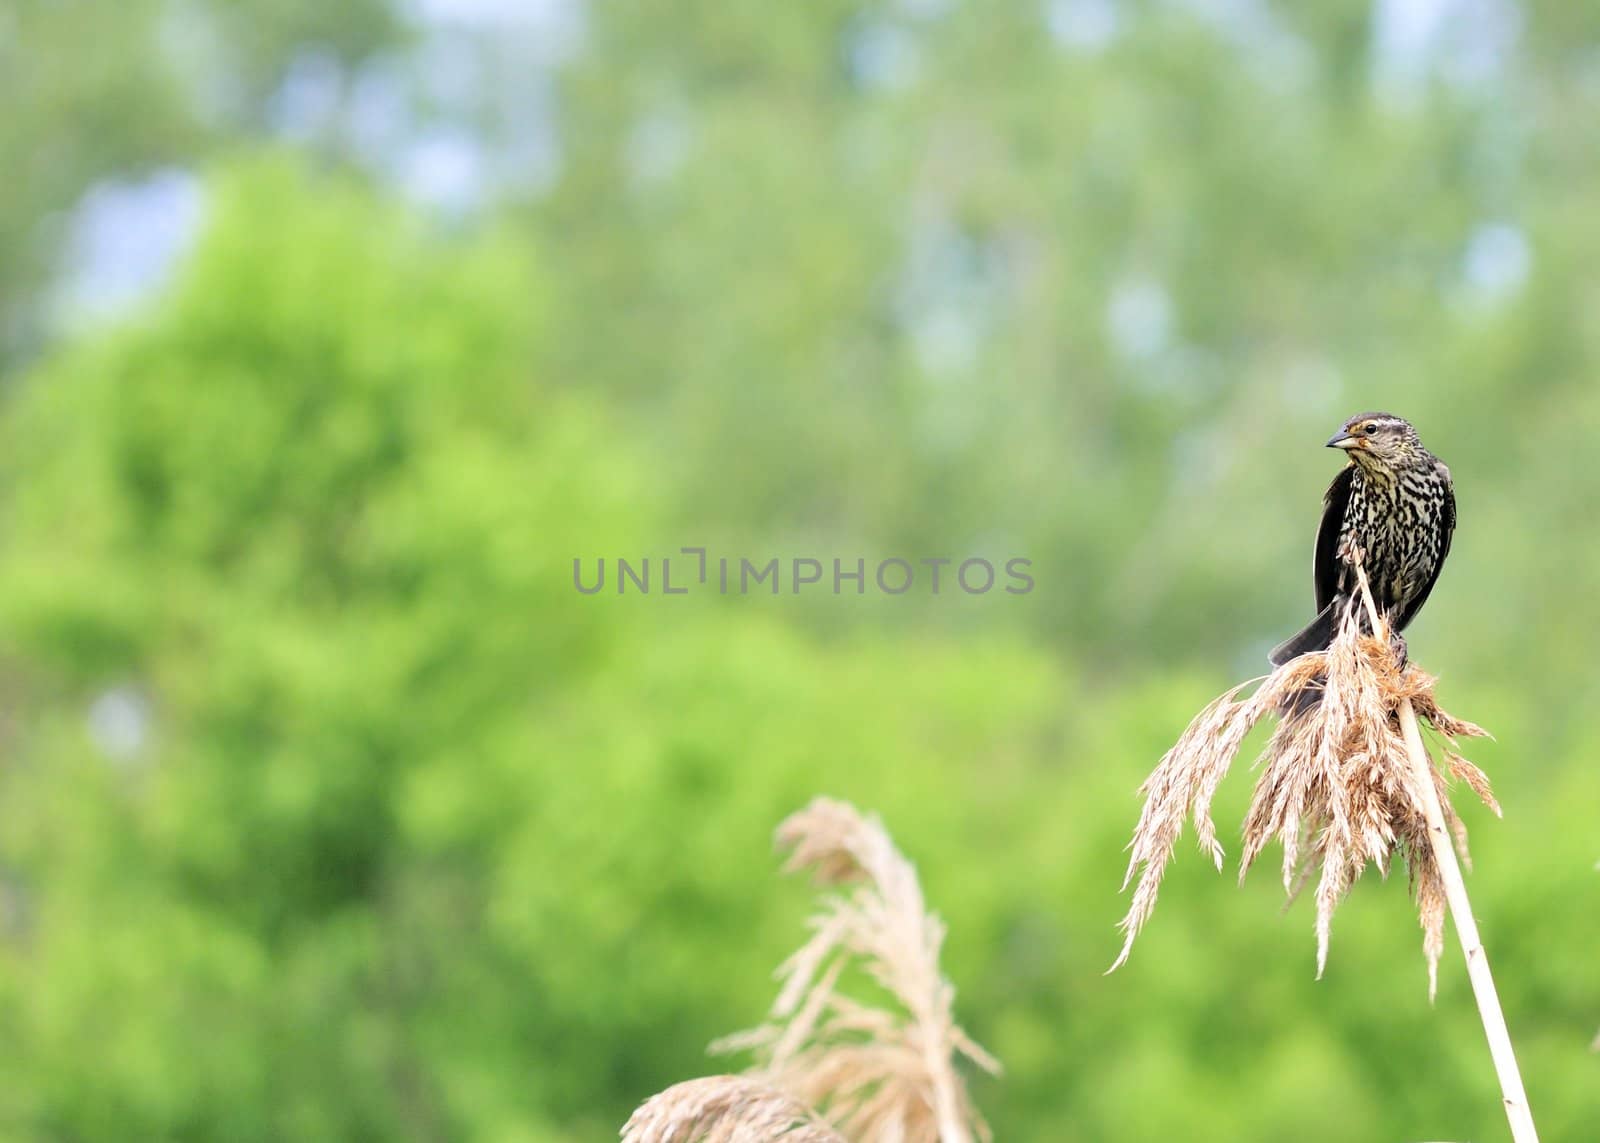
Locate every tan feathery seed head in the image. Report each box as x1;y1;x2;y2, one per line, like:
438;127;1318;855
1111;581;1497;996
713;798;1000;1143
621;1076;844;1143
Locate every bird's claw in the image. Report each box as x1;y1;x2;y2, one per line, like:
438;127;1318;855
1388;631;1409;670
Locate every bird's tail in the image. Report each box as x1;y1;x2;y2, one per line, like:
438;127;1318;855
1268;599;1339;667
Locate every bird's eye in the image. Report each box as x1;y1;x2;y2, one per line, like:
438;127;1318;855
1363;423;1378;435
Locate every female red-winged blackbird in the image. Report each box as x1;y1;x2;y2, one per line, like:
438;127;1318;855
1270;412;1455;666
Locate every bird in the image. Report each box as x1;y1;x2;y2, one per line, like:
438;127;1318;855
1270;412;1455;667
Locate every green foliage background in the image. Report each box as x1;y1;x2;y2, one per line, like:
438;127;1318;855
1;2;1597;1139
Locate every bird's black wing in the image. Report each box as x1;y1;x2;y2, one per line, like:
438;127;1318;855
1313;464;1354;612
1395;461;1455;632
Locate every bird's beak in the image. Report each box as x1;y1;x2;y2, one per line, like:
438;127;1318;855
1326;430;1358;450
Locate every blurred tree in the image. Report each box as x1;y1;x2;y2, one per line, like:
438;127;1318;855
534;0;1600;713
0;157;640;1138
0;0;396;362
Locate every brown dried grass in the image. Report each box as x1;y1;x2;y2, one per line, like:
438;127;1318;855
622;799;997;1143
714;798;1000;1143
1111;592;1497;996
621;1076;844;1143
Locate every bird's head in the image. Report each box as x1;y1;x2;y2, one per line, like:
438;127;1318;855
1326;412;1424;469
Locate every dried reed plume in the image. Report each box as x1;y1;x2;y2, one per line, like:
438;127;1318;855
714;798;1000;1143
622;799;998;1143
1111;583;1494;991
621;1076;843;1143
1112;562;1540;1143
